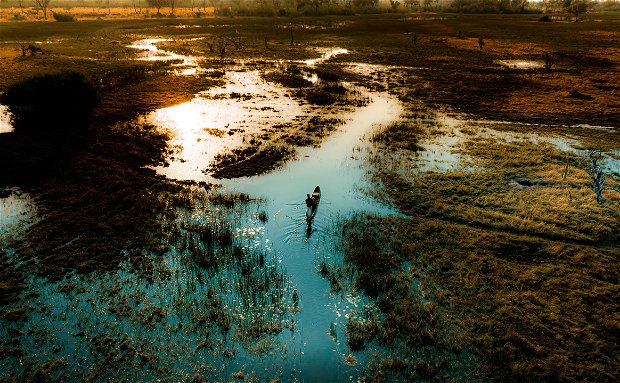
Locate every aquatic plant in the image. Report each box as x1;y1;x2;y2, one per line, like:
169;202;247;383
339;215;474;381
210;144;294;179
261;66;313;89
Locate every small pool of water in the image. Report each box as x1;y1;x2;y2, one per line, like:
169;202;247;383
128;38;201;76
0;188;36;237
304;48;349;66
496;59;544;69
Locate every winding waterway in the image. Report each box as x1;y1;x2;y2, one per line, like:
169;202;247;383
140;43;404;379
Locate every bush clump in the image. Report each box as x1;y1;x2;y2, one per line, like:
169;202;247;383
0;71;99;134
52;12;76;22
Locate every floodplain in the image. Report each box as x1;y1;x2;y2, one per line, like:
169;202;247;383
0;8;619;383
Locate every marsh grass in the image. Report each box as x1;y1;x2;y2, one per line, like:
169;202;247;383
359;99;620;381
0;250;24;307
1;184;294;381
261;65;313;89
335;214;472;381
310;64;347;83
6;120;177;281
210;143;294;179
1;12;618;382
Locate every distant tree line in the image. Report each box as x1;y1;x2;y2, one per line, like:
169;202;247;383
2;0;617;17
449;0;530;13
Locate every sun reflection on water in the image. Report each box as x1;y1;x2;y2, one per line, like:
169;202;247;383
495;59;543;69
304;48;349;66
127;38;200;74
146;70;304;181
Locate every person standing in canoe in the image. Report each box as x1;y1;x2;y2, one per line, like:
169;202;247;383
306;194;315;208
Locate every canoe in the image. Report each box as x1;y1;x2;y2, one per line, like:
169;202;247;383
305;185;321;223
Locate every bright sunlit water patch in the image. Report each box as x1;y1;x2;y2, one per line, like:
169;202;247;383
127;38;200;75
0;188;36;237
496;59;544;69
304;48;349;66
0;104;13;134
147;70;304;181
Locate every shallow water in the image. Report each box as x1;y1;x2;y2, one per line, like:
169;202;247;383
219;88;403;379
0;188;35;237
141;42;404;379
495;59;543;69
469;120;620;173
128;38;201;75
149;82;403;378
0;44;405;381
147;69;304;181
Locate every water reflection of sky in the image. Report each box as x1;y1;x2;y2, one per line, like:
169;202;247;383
147;69;304;181
0;189;35;236
495;59;544;69
127;38;201;75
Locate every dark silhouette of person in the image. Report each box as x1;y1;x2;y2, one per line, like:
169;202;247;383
306;194;315;208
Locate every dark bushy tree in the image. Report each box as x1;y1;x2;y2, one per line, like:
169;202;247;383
0;71;99;135
147;0;168;15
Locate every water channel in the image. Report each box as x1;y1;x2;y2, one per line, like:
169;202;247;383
138;42;404;380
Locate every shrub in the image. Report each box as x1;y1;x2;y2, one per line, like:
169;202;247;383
538;14;552;22
0;71;99;135
52;12;76;22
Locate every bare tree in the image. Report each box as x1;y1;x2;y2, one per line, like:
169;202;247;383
564;0;591;22
543;51;558;70
576;150;620;204
147;0;167;15
33;0;51;19
208;35;245;60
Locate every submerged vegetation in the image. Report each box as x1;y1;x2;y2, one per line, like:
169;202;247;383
340;215;472;381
